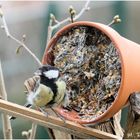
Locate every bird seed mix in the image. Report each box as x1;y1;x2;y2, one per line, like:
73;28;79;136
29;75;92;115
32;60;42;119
52;26;121;121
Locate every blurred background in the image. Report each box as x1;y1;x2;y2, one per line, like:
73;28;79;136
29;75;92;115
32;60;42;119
0;1;140;139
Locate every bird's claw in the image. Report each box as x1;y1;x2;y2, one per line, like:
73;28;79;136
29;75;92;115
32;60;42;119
58;115;66;124
39;107;49;117
51;107;66;124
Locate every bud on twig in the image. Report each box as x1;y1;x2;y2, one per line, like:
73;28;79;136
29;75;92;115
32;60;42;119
50;13;55;20
50;13;59;24
70;10;76;16
69;5;74;13
86;7;90;11
1;25;4;29
22;131;28;137
108;15;121;26
22;34;26;42
16;46;23;54
69;5;76;23
113;15;121;23
16;34;26;54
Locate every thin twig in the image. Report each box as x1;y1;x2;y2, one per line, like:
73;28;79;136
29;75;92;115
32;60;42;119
22;123;37;139
22;131;30;139
73;0;90;22
46;14;53;47
0;61;13;139
16;34;26;54
113;110;124;138
29;123;37;139
45;0;90;53
69;6;76;23
0;7;42;67
52;0;90;30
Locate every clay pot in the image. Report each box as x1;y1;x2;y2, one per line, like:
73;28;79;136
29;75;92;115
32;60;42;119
42;21;140;124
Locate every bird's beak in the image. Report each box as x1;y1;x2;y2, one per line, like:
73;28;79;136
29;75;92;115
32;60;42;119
34;70;42;76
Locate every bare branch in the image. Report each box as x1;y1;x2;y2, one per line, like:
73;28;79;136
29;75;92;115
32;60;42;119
52;0;90;30
46;14;53;46
50;13;59;24
69;6;76;23
0;6;42;67
73;0;90;21
16;34;26;54
113;110;124;138
29;123;37;139
9;35;42;67
0;13;10;37
22;131;30;139
45;0;90;51
0;61;13;139
22;123;37;139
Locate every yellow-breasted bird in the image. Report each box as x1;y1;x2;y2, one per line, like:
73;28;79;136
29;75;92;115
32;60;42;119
10;65;68;120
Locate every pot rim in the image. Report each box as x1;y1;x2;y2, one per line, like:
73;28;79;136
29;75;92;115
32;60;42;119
43;21;124;124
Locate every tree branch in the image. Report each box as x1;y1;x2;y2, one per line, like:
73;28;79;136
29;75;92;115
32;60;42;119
0;61;13;139
52;0;90;30
124;92;140;139
44;0;90;58
46;15;53;47
0;6;42;67
113;110;124;138
22;122;37;139
29;123;37;139
0;99;121;139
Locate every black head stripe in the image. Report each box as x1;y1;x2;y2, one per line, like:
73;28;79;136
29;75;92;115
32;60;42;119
40;76;57;105
39;65;59;72
40;76;57;95
37;65;59;105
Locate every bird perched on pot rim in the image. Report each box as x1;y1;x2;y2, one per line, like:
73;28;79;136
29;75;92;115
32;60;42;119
10;65;68;120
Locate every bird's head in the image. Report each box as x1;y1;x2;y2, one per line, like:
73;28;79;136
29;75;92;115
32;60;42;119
34;65;60;80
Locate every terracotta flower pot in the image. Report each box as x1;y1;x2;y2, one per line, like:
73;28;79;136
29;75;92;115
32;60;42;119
42;21;140;124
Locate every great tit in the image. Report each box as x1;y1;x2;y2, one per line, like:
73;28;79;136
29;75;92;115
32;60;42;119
10;65;67;120
33;65;67;106
27;76;67;108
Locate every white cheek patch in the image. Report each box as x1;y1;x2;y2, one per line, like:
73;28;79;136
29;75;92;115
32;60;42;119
44;70;59;79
